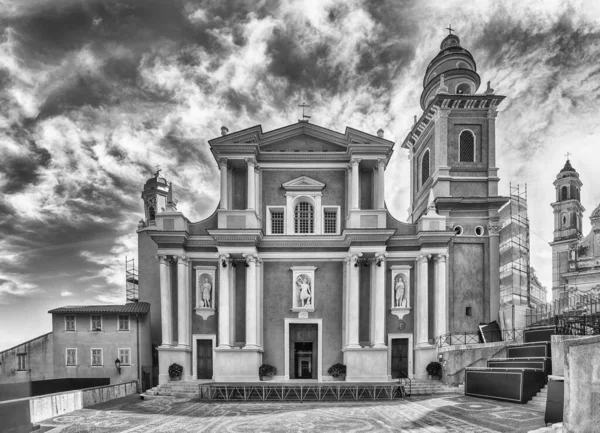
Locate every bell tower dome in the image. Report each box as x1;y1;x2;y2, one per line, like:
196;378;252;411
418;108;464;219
420;32;481;110
141;169;170;226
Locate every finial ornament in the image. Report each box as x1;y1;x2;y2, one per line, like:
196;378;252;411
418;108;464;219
446;24;454;35
565;152;571;161
436;74;449;95
484;81;495;95
154;164;162;177
377;128;384;138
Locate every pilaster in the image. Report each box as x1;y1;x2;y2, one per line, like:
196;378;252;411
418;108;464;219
219;158;228;210
434;254;448;338
372;253;387;348
415;254;431;346
243;253;259;348
158;255;173;347
346;253;361;348
217;254;231;347
351;158;360;210
488;222;500;321
246;158;256;210
176;255;191;348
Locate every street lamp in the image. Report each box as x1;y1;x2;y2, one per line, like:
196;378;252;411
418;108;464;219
115;358;121;374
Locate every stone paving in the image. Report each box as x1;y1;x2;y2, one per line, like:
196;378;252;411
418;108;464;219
40;394;546;433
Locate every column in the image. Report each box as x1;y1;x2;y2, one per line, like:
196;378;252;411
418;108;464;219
244;253;259;348
488;223;500;322
176;255;190;347
158;256;173;346
246;158;256;210
351;158;360;210
415;254;430;346
346;165;352;218
217;254;231;347
346;254;361;348
219;158;228;210
434;254;448;338
372;253;387;348
377;159;386;209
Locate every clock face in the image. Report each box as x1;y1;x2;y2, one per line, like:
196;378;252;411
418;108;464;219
398;321;405;330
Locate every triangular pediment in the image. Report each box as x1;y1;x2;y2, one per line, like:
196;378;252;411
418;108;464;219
282;176;325;191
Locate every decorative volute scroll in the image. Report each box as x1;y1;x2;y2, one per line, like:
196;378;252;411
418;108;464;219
194;265;216;319
290;266;317;317
390;265;412;320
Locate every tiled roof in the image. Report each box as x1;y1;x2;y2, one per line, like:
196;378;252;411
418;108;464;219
48;302;150;315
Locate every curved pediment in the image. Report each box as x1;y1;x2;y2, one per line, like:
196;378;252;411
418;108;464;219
282;176;326;191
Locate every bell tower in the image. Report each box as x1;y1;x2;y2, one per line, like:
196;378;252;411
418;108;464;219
549;159;584;298
141;168;170;226
401;30;509;328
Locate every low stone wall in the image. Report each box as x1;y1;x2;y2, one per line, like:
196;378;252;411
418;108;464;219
550;335;584;377
438;341;508;385
563;335;600;433
29;381;137;424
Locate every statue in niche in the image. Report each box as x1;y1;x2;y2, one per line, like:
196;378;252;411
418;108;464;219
297;275;312;307
201;276;212;308
395;274;407;307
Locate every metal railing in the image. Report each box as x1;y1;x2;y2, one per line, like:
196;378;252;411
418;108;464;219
527;294;600;327
434;329;524;347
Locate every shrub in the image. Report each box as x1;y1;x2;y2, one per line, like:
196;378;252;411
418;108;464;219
259;364;277;377
168;363;183;378
327;363;347;378
426;361;442;377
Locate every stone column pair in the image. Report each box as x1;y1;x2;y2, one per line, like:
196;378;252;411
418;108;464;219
415;253;448;346
158;255;191;347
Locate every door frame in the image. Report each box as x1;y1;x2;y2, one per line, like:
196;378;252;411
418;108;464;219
192;334;216;380
284;318;322;381
388;333;413;379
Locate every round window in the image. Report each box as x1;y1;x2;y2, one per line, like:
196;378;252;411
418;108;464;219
475;226;484;236
454;225;463;236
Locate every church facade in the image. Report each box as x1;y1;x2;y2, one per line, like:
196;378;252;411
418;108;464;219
550;160;600;302
137;33;508;384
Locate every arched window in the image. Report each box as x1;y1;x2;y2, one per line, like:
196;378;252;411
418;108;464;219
561;186;568;200
459;130;475;162
148;206;156;221
562;213;568;228
294;202;314;234
421;149;430;185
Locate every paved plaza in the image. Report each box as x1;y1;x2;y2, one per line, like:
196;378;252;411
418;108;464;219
39;394;546;432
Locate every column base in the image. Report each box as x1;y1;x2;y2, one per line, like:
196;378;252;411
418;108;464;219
343;347;389;382
157;345;192;385
414;344;437;380
214;347;263;382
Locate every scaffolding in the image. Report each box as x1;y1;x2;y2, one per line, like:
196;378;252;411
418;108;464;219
126;256;139;303
499;184;531;307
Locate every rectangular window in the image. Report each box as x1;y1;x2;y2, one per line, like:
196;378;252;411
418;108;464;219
65;315;76;331
118;348;131;365
17;353;26;371
118;315;130;331
271;211;284;234
91;349;103;366
66;349;77;366
91;315;102;331
324;210;337;234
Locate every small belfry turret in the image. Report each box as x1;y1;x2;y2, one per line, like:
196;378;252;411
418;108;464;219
141;167;169;226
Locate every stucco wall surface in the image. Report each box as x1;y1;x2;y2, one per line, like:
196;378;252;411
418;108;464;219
550;334;583;377
563;334;600;433
450;243;486;332
0;333;54;384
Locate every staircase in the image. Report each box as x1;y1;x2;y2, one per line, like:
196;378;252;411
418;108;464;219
410;379;463;396
527;384;548;411
143;381;201;399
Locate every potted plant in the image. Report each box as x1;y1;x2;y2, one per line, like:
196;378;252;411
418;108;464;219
259;364;277;381
426;361;442;380
327;363;347;381
168;363;183;381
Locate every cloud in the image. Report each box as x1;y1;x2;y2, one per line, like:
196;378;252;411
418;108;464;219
60;290;73;296
0;277;40;304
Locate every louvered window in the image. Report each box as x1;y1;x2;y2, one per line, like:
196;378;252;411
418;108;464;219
459;131;475;162
324;210;337;234
294;202;314;234
66;349;77;366
91;349;102;366
421;150;430;185
271;210;284;234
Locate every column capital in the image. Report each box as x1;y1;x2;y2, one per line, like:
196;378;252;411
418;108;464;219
377;158;387;169
375;252;388;263
433;107;451;121
417;254;431;263
243;253;259;264
245;157;257;167
217;253;230;266
348;253;363;265
218;157;228;167
175;255;189;264
487;222;500;235
158;255;169;264
350;157;361;167
407;148;412;160
434;253;448;263
487;107;498;120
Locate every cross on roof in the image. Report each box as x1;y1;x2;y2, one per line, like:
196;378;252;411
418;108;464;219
565;152;571;161
446;24;454;35
298;102;311;121
154;164;162;177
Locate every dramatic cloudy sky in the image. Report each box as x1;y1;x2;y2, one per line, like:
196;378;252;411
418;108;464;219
1;0;600;351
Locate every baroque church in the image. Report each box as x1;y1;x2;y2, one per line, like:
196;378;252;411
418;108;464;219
137;32;509;384
550;159;600;301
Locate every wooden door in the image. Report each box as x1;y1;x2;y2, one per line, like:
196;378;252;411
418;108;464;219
391;339;409;379
197;339;213;379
